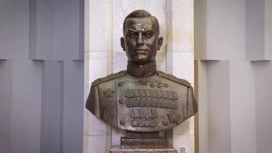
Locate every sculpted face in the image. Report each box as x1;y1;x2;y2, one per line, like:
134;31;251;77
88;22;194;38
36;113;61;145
121;17;163;65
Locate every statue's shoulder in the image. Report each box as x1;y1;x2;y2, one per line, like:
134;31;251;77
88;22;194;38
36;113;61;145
92;70;127;86
157;71;191;87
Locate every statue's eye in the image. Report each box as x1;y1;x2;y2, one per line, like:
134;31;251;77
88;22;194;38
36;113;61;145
143;31;154;39
127;32;138;39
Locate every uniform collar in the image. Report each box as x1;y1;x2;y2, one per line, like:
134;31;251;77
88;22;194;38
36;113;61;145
127;60;157;77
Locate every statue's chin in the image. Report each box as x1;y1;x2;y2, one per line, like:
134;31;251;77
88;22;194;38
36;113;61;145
131;56;151;66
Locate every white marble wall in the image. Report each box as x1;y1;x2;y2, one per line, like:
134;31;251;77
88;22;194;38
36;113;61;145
84;0;195;153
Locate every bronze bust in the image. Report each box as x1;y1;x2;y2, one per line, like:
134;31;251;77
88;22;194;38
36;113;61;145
86;10;197;148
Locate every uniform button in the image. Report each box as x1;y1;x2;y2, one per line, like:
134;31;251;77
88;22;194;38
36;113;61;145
120;120;126;125
138;120;145;127
144;120;151;127
150;121;157;128
163;121;169;126
118;81;124;87
131;120;139;127
119;100;124;104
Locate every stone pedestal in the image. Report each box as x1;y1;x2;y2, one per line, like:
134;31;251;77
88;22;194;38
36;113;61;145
121;138;166;149
115;132;177;153
110;149;177;153
120;132;167;149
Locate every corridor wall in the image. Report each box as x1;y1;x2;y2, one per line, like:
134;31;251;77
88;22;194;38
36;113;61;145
0;1;84;153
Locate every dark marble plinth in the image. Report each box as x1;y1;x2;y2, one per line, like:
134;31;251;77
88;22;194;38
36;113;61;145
121;138;166;149
110;149;177;153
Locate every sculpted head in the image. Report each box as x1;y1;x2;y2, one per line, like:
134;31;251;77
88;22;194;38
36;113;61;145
121;10;163;65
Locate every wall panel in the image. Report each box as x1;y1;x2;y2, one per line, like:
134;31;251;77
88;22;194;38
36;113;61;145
253;61;272;153
195;1;272;153
55;0;84;60
0;60;12;153
0;0;29;59
245;0;265;60
62;61;84;153
29;0;55;60
0;0;84;153
229;61;256;153
10;60;42;153
207;61;231;153
41;61;62;153
195;0;245;60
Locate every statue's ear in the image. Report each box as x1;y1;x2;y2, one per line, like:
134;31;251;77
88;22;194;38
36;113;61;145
157;37;163;50
121;37;125;51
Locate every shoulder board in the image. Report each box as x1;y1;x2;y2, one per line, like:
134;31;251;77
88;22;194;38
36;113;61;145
157;71;191;87
92;70;127;86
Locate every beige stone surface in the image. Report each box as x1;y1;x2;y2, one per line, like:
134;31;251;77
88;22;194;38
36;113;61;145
111;128;126;149
170;0;194;52
173;135;195;153
87;0;112;52
88;135;112;153
172;52;194;86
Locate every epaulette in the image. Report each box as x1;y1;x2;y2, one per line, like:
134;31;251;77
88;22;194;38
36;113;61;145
157;71;191;87
92;70;127;86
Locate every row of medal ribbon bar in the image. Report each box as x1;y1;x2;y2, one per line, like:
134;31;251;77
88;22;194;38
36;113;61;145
124;89;179;100
123;97;179;109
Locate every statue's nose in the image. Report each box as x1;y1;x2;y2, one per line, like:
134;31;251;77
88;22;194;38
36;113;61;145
137;32;144;45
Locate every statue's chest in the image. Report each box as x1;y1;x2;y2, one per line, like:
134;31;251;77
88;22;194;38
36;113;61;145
109;78;188;132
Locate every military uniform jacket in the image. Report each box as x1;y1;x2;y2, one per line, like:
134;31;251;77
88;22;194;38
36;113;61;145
86;68;198;132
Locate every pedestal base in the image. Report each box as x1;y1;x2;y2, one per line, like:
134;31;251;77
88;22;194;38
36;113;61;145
121;138;166;149
110;149;177;153
121;132;167;149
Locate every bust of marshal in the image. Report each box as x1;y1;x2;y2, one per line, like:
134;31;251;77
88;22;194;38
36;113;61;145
86;10;197;132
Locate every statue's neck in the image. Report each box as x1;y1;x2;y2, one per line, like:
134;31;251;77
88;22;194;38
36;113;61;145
127;60;157;77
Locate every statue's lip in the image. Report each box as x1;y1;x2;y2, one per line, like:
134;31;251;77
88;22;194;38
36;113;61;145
135;49;148;53
136;50;147;54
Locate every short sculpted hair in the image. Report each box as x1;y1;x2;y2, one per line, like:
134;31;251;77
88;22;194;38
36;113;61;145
123;10;160;35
